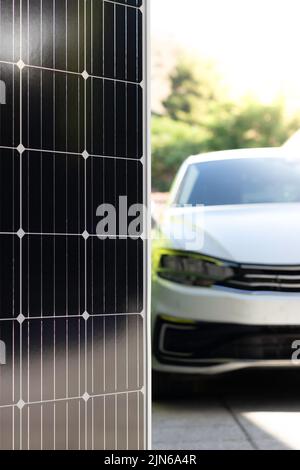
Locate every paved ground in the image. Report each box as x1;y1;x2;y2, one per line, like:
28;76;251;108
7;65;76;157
152;369;300;450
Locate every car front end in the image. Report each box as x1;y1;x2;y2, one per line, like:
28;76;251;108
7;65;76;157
152;149;300;375
152;249;300;374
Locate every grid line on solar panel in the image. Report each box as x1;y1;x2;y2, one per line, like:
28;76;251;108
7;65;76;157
0;65;143;159
105;0;142;8
0;320;20;406
0;314;143;404
0;4;145;324
0;146;143;161
8;236;144;318
0;0;142;82
0;388;144;407
0;311;145;321
0;391;144;450
0;64;20;148
0;61;142;85
1;67;143;158
0;0;146;449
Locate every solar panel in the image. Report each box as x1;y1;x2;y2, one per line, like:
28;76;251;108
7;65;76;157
0;0;149;450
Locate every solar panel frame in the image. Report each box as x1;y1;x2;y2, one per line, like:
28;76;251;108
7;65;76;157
0;0;150;450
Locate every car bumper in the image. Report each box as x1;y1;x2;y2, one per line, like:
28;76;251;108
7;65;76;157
152;277;300;374
152;358;300;375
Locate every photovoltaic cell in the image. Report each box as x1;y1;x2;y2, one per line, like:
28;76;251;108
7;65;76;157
22;235;85;317
0;236;20;318
87;238;144;315
0;151;20;232
86;315;144;395
22;68;85;153
99;2;142;83
22;151;85;233
22;317;86;402
0;64;20;147
22;0;85;72
86;78;143;158
0;1;20;62
86;157;143;234
0;0;147;450
112;0;142;7
0;321;20;406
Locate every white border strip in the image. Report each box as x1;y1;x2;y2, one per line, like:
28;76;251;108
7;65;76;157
142;0;152;451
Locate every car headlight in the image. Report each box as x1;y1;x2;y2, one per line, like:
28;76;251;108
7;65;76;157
155;249;234;287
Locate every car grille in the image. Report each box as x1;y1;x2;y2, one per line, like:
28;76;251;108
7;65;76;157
219;264;300;293
154;318;300;366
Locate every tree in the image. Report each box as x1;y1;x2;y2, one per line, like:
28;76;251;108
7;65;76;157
162;54;224;126
207;97;300;151
152;53;300;191
152;115;210;191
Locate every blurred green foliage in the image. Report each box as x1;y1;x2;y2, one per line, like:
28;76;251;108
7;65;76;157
152;54;300;191
152;116;210;191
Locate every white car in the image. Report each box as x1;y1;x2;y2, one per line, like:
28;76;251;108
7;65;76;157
152;148;300;377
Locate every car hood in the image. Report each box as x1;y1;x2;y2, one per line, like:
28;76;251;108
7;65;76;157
159;203;300;265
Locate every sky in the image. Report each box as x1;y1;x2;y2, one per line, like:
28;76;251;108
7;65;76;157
151;0;300;112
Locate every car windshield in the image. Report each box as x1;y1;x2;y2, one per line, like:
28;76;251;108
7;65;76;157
175;156;300;207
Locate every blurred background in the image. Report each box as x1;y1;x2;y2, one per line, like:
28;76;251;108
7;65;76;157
151;0;300;193
151;0;300;450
